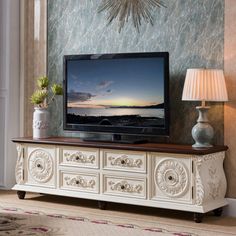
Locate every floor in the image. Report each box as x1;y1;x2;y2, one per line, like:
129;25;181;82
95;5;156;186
0;190;236;235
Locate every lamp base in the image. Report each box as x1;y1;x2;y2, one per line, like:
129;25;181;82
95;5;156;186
191;106;214;148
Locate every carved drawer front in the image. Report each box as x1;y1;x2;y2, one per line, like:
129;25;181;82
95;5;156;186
103;175;146;199
151;154;193;203
102;149;146;173
26;146;56;187
60;171;99;193
59;147;99;169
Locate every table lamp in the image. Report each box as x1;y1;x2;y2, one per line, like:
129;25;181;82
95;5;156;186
182;69;228;148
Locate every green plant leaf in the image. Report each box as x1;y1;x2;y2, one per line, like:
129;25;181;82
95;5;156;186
30;90;48;105
31;76;62;108
37;76;49;89
51;84;63;95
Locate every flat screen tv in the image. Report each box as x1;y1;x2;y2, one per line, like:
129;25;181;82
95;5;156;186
63;52;169;141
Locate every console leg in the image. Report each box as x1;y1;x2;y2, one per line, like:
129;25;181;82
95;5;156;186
17;191;26;200
98;201;107;210
213;207;223;217
194;213;203;223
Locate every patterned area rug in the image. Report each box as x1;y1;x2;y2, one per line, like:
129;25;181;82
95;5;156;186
0;206;198;236
0;191;236;236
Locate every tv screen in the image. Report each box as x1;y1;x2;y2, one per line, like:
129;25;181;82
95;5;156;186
63;52;169;137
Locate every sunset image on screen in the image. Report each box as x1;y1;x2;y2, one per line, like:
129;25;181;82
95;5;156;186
66;57;165;127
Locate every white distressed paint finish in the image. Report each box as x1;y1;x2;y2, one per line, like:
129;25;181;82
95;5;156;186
14;142;228;214
60;146;99;169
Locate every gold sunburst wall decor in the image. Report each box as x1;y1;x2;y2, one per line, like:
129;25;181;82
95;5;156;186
98;0;166;33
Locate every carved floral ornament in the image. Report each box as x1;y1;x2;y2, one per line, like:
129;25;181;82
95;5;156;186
108;155;142;168
154;159;189;197
108;180;143;193
64;151;95;164
64;176;96;189
98;0;166;32
28;150;53;183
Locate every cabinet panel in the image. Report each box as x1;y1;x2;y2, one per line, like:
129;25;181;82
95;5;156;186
59;146;99;169
102;149;146;173
25;145;56;188
192;152;227;206
103;174;146;199
60;170;99;193
150;153;193;204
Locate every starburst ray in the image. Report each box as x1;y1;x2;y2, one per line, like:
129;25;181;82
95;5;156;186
98;0;166;32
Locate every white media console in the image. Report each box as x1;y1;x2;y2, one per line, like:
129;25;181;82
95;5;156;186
12;137;228;222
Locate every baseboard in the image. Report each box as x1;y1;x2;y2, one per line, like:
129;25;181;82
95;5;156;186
223;198;236;217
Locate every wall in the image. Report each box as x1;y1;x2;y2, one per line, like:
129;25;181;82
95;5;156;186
224;0;236;198
47;0;225;145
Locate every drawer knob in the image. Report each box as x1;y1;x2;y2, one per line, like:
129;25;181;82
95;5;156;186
76;180;80;185
37;164;41;168
76;156;80;161
121;185;125;190
168;176;173;181
121;160;126;165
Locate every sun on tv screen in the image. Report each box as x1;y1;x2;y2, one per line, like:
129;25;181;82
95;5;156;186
63;52;169;137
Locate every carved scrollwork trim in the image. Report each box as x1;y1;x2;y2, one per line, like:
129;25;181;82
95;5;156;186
194;158;204;206
64;152;95;164
202;152;225;162
108;180;143;194
15;144;24;184
108;155;142;168
64;176;96;189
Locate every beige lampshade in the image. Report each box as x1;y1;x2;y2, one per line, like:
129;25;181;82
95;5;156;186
182;69;228;102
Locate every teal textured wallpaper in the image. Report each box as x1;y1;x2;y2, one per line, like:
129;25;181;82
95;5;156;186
47;0;224;144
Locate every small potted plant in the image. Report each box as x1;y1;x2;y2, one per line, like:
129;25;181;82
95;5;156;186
30;76;63;139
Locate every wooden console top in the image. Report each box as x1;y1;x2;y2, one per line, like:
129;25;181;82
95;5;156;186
12;137;228;155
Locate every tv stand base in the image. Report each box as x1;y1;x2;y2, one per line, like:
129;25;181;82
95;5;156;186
98;201;107;210
194;213;204;223
12;137;228;223
112;134;121;141
17;191;26;200
83;134;147;144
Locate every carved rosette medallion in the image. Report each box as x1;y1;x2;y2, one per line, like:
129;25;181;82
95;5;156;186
64;152;95;164
64;176;95;189
108;155;142;168
154;159;189;197
15;144;24;184
28;150;53;183
108;180;142;194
